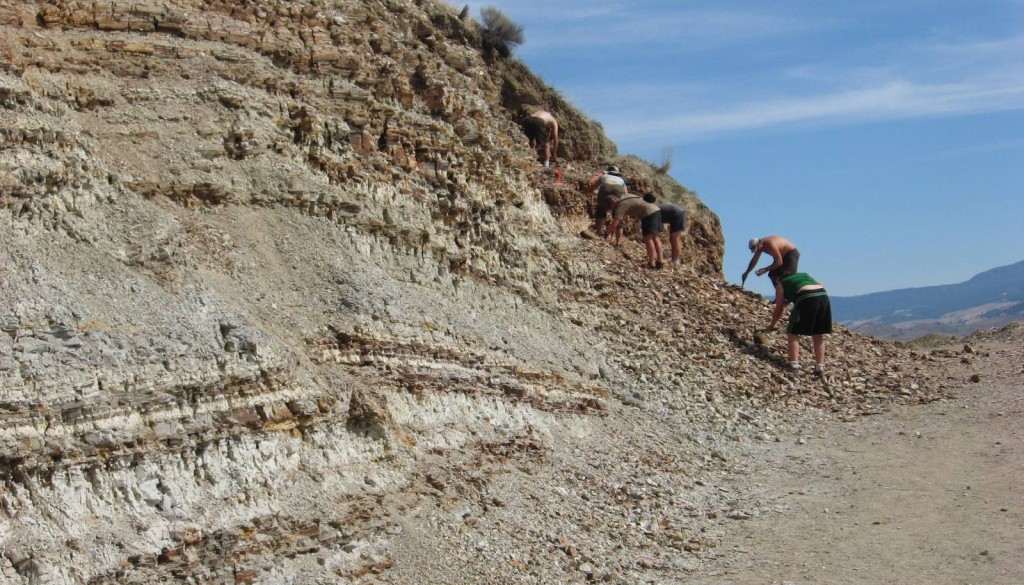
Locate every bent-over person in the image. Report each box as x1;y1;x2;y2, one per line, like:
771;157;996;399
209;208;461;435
607;195;664;270
768;271;832;376
643;193;686;265
521;109;559;168
743;235;799;285
584;165;629;236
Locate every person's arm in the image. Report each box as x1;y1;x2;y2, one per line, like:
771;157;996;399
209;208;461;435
743;249;762;279
768;281;786;329
550;121;558;161
756;246;783;276
607;218;622;244
610;201;625;244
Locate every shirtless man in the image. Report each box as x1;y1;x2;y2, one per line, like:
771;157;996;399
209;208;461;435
742;235;799;285
522;109;559;167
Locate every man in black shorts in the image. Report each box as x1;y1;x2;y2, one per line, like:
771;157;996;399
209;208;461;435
521;109;558;167
767;271;832;376
607;195;664;269
743;234;799;286
643;193;687;265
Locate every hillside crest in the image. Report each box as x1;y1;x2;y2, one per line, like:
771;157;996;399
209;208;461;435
834;259;1024;339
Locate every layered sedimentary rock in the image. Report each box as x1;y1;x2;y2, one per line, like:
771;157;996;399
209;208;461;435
0;1;954;582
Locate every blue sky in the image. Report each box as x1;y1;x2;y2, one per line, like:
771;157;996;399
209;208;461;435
454;0;1024;297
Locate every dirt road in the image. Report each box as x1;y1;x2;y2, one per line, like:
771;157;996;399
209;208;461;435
705;337;1024;585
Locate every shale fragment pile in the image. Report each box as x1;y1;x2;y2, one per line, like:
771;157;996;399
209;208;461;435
0;1;964;582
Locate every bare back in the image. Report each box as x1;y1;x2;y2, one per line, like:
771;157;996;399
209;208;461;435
760;235;796;261
525;109;558;164
531;110;557;128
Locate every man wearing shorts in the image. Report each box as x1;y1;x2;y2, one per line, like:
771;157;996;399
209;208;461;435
743;234;799;285
768;271;832;376
643;193;687;265
521;109;558;167
583;165;629;236
607;195;664;269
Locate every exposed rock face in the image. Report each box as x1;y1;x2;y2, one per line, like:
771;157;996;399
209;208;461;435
0;1;956;582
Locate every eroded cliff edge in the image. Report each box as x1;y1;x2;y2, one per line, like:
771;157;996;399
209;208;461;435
0;1;955;582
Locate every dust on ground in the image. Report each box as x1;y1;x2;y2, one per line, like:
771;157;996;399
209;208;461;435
703;331;1024;585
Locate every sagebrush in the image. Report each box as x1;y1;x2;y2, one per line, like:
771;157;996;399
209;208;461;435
480;6;524;58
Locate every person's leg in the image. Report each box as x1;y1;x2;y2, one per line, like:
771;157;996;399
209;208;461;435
641;212;664;267
638;235;655;268
669;231;682;262
787;334;801;368
807;295;830;375
595;196;611;236
812;334;825;371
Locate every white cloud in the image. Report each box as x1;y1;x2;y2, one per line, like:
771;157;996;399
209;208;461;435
525;10;835;55
923;31;1024;57
577;26;1024;142
928;137;1024;160
604;78;1024;142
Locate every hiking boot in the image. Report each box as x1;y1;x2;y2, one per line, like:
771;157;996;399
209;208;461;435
788;361;801;371
813;365;825;377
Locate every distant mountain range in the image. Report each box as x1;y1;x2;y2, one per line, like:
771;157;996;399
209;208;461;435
831;260;1024;341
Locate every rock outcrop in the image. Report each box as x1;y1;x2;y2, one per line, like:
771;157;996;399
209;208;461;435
0;1;959;582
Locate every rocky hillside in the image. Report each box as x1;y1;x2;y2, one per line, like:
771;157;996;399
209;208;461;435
0;1;962;582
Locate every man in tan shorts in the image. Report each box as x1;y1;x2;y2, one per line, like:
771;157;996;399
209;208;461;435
607;195;664;269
